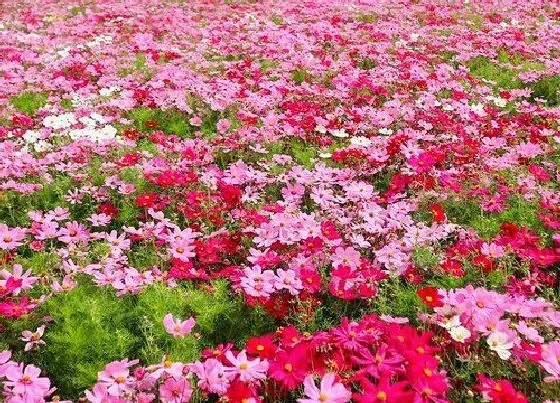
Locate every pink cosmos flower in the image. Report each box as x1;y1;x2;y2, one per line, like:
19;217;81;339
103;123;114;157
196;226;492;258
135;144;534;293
159;377;193;403
21;325;46;351
149;357;185;380
540;341;560;383
44;207;70;222
58;221;90;244
52;275;77;293
35;220;60;240
88;213;112;227
3;363;52;401
297;373;351;403
217;118;231;134
170;238;196;260
274;268;303;295
163;313;196;338
331;246;361;270
240;266;276;297
106;231;131;251
224;349;269;382
85;383;126;403
189;116;202;126
0;264;38;295
189;359;233;394
97;359;139;396
0;224;26;250
0;350;14;377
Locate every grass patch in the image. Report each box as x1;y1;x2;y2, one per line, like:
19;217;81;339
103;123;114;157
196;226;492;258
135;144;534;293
10;91;48;116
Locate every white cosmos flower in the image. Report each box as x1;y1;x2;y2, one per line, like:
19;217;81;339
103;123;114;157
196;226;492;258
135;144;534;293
43;113;77;130
450;326;471;343
438;315;461;330
487;331;514;360
350;136;372;147
315;125;327;134
330;128;348;138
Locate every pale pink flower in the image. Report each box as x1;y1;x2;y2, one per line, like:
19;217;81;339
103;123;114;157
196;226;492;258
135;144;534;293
163;313;195;338
21;325;46;351
88;213;112;227
224;350;269;382
189;359;233;394
297;373;351;403
97;359;138;396
332;246;361;270
149;357;185;380
274;268;303;295
540;341;560;383
0;350;14;377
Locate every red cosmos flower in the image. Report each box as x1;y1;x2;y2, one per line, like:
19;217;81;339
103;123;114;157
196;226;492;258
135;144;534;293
417;287;444;308
149;131;167;145
441;258;464;277
225;380;261;403
321;221;340;240
408;152;437;174
528;164;551;182
278;325;304;348
512;340;542;364
268;345;309;390
472;255;494;274
500;222;519;237
263;294;292;320
476;375;528;403
201;343;234;364
12;114;33;128
0;277;23;298
119;152;141;167
404;265;424;285
415;174;436;191
410;373;448;403
135;192;158;209
354;376;413;403
0;296;35;318
524;247;558;267
429;204;446;223
300;237;323;255
218;182;242;208
98;202;118;218
121;128;140;140
299;268;322;293
167;258;195;280
246;334;277;360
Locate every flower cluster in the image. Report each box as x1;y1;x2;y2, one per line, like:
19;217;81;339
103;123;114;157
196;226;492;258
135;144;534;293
0;0;559;401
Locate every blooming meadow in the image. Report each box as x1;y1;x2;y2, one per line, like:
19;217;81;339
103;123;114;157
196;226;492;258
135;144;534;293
1;0;560;401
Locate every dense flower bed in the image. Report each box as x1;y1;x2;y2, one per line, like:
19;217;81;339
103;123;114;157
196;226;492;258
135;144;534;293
1;0;560;401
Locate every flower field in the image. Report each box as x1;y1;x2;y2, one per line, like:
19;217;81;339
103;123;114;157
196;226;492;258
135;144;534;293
1;0;560;401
